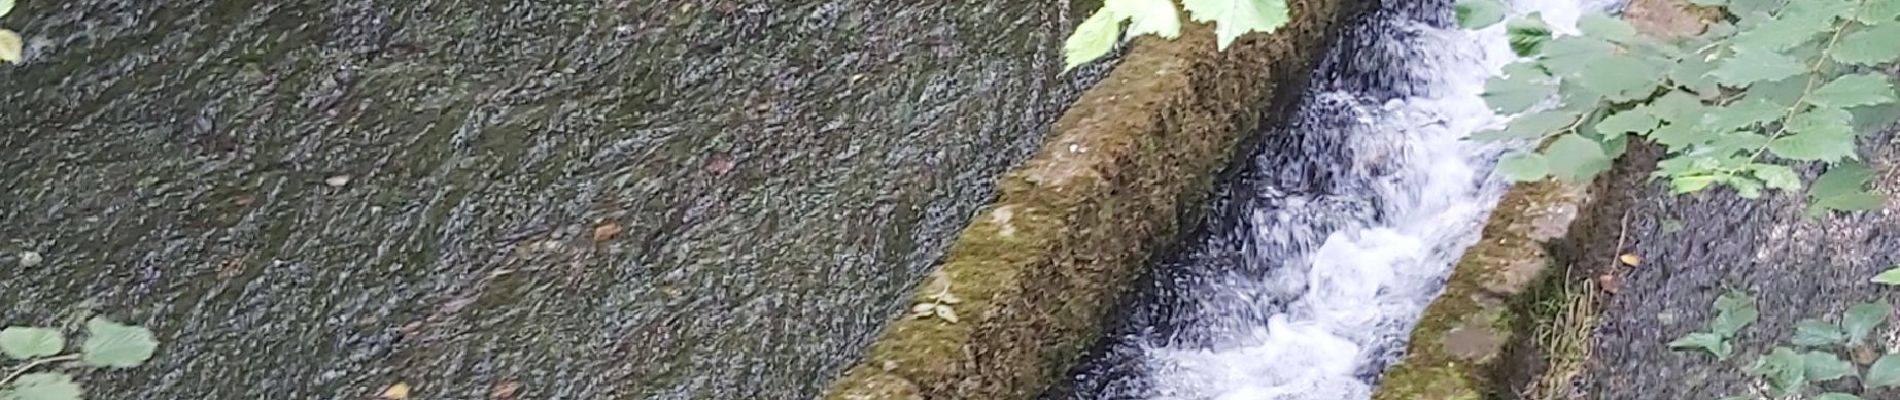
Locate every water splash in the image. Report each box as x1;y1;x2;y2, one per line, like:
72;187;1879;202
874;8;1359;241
1063;1;1619;399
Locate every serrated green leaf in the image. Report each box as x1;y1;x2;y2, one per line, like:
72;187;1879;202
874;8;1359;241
1454;0;1508;29
1579;54;1664;101
1545;134;1612;181
1809;74;1898;109
1182;0;1290;50
1867;353;1900;389
1874;266;1900;285
1833;24;1900;65
1814;162;1876;198
1107;0;1182;39
1844;300;1892;344
1751;164;1802;191
0;327;65;360
1713;291;1759;337
1793;319;1848;346
1806;351;1858;381
1811;192;1887;214
1729;174;1766;198
1063;9;1123;71
1596;107;1660;135
1730;13;1831;54
1478;110;1578;141
1670;49;1721;96
1646;123;1708;148
9;373;82;400
1578;14;1639;43
1483;68;1557;114
1859;0;1900;25
1497;152;1550;181
80;317;158;368
1671;175;1723;193
1711;50;1808;87
1815;393;1866;400
1851;103;1900;132
1748;347;1809;396
1669;331;1733;360
1541;36;1618;78
1771;104;1859;160
1506;13;1552;57
1700;97;1784;132
1649;91;1707;124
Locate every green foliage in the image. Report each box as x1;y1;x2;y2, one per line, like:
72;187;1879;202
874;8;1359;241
1872;265;1900;285
1063;0;1291;70
0;318;160;400
1454;0;1507;29
1669;291;1756;360
0;0;18;64
1468;0;1900;215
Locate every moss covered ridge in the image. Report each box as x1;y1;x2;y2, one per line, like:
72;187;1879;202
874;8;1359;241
819;1;1368;398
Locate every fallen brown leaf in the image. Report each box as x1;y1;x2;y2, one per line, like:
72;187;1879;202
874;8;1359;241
1598;273;1620;294
1619;254;1642;267
593;221;623;242
381;382;411;399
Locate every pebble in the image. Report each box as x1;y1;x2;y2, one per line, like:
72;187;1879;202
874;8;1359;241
18;251;42;267
324;175;352;188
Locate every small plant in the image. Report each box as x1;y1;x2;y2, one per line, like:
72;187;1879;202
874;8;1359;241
1669;291;1758;360
0;0;20;63
0;317;160;400
1063;0;1292;71
1456;0;1900;215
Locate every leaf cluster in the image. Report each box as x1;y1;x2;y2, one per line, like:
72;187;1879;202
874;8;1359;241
0;318;161;400
1064;0;1292;70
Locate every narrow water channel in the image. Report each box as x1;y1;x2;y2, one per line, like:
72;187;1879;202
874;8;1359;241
1058;0;1614;398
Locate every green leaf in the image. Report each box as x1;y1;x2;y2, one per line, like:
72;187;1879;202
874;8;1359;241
1454;0;1508;29
1873;266;1900;285
1805;351;1858;381
1770;125;1857;162
1860;0;1900;25
1545;134;1612;181
1497;152;1550;181
1596;107;1660;135
1793;319;1848;347
1107;0;1182;39
79;317;158;368
1182;0;1290;50
1578;14;1639;43
8;373;82;400
1808;163;1882;215
1063;9;1123;71
1747;347;1809;396
1475;110;1578;141
1670;175;1723;193
0;29;20;65
1844;300;1892;344
1815;393;1866;400
1730;14;1831;54
1669;332;1734;360
0;0;12;18
1712;291;1759;337
0;327;65;360
1711;50;1808;87
1670;49;1721;96
1832;24;1900;65
1649;91;1708;124
1808;74;1898;109
1540;36;1618;78
1751;164;1802;191
1506;13;1552;57
1866;353;1900;389
1700;97;1785;132
1851;103;1900;132
1482;66;1557;114
1578;54;1664;102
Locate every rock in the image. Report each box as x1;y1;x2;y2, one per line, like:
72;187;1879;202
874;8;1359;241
18;251;41;267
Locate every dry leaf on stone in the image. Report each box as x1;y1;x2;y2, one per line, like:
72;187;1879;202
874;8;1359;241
592;221;623;242
932;304;959;323
0;29;21;64
381;383;411;399
1619;253;1642;266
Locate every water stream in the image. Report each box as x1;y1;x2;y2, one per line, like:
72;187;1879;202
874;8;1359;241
1061;0;1614;398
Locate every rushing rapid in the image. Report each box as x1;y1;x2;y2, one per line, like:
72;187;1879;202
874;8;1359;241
1059;1;1616;399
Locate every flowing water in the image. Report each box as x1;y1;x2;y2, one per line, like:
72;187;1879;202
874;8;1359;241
1059;0;1614;398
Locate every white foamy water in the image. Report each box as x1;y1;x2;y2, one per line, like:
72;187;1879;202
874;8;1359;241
1121;1;1617;399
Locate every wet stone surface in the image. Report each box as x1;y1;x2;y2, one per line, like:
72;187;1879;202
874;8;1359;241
0;0;1107;398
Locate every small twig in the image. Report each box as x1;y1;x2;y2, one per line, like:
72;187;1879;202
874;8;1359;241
1;353;80;385
1605;210;1633;274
